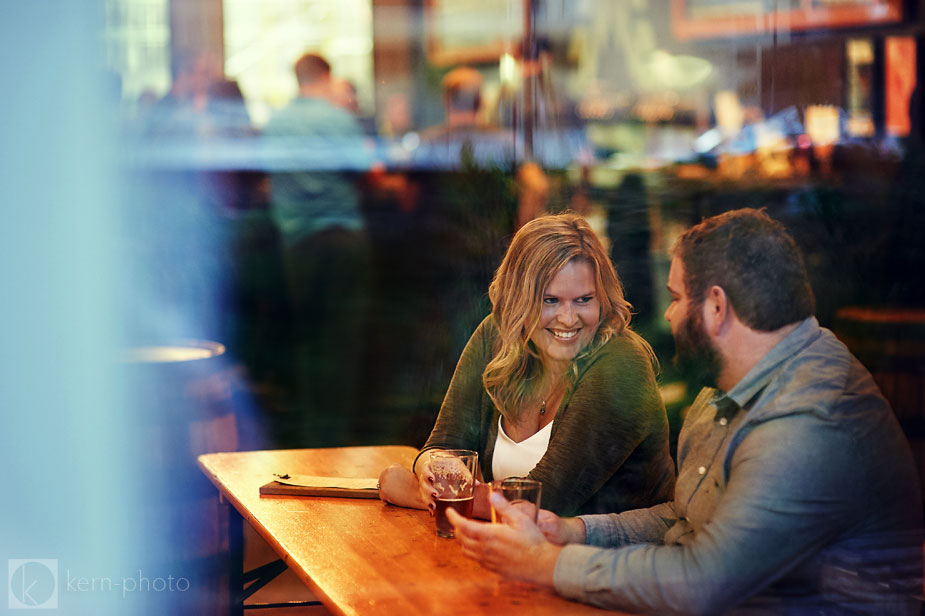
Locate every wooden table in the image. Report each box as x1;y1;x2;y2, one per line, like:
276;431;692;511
198;446;612;615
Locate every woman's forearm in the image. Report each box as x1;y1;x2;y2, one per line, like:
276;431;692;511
378;464;427;509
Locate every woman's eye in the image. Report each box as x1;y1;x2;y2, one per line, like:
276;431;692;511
543;297;557;305
576;296;592;304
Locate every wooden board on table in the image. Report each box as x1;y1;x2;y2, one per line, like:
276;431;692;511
259;481;379;499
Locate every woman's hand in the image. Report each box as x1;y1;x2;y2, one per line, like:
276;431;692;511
470;481;491;520
415;451;478;512
536;509;586;545
414;455;438;514
377;464;427;509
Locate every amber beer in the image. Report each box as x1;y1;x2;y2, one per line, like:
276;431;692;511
435;496;474;537
428;449;478;538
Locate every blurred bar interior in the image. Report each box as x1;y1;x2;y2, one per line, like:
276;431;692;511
3;0;925;613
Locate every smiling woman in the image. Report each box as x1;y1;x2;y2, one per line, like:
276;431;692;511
379;211;676;517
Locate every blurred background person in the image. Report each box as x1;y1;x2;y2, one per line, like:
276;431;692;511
144;49;220;138
203;78;254;138
405;66;520;361
415;66;517;170
328;77;377;135
262;51;372;446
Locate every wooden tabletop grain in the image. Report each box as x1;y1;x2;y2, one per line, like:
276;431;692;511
198;447;613;616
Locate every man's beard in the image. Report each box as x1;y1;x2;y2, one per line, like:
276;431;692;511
673;303;723;390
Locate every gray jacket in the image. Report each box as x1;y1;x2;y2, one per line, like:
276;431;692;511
555;317;923;614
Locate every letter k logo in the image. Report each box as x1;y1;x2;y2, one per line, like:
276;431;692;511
8;559;58;609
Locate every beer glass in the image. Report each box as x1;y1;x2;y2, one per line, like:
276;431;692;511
428;449;478;538
489;477;542;524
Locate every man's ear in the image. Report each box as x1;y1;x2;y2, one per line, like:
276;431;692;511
703;285;730;337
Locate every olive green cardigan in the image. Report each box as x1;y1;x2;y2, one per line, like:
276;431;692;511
420;316;676;516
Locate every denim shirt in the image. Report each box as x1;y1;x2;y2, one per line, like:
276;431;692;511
554;318;923;615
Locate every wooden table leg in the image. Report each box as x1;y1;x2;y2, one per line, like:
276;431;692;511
227;497;244;616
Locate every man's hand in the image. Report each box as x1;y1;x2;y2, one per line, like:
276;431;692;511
447;492;562;587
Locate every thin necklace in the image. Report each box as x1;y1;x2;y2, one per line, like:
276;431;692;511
540;378;565;416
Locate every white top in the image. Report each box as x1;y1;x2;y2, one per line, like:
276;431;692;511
492;415;553;480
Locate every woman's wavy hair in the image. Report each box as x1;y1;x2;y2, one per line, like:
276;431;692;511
483;211;653;417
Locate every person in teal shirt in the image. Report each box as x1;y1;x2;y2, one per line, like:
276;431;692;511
263;53;371;444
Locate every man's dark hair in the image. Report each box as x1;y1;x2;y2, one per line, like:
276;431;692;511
672;208;815;331
294;53;331;86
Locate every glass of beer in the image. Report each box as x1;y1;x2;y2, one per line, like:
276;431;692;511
429;449;478;538
489;477;542;524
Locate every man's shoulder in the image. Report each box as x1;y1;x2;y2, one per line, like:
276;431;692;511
786;325;855;381
751;327;885;421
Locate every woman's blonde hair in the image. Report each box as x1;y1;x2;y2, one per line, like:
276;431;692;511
484;211;653;417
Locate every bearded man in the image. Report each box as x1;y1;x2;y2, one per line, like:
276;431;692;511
449;208;923;614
